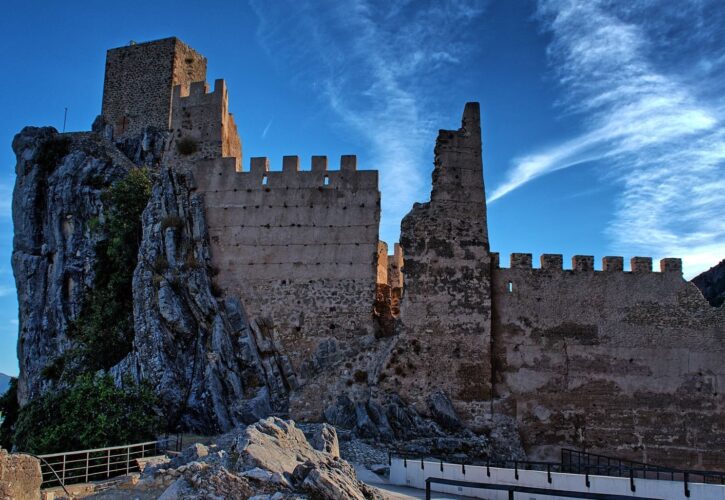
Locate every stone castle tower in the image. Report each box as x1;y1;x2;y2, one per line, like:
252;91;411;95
97;37;724;469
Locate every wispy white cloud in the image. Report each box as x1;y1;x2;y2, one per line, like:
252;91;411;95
491;0;725;277
248;0;488;242
261;119;273;139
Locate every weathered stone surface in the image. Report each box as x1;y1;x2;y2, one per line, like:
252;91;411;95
491;265;725;466
392;103;493;430
311;424;340;458
427;390;461;431
0;450;42;500
11;127;135;405
111;168;294;432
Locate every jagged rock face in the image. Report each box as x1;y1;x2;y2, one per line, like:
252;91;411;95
11;127;135;405
112;168;296;432
692;259;725;307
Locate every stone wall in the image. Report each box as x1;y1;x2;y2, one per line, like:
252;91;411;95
191;154;380;394
392;103;493;429
166;79;241;170
101;37;207;140
491;254;725;469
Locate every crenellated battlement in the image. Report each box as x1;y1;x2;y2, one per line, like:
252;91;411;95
491;252;682;275
172;78;228;105
191;155;378;192
167;78;241;170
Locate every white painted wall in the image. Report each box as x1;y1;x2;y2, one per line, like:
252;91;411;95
389;458;725;500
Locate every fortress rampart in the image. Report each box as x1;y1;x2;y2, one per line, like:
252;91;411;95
95;38;724;469
190;154;380;377
490;255;724;467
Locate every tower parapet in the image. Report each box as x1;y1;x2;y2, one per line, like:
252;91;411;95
167;79;241;170
101;37;207;140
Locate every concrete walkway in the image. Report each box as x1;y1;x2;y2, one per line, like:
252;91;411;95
355;465;475;500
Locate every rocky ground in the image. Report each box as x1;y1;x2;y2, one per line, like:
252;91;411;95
54;417;386;500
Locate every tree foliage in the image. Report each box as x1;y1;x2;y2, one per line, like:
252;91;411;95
0;378;19;450
13;375;159;455
68;168;152;372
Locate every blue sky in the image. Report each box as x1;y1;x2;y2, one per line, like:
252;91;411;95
0;0;723;375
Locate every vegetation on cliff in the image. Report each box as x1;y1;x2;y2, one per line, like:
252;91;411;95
68;167;152;372
12;165;159;454
13;375;159;454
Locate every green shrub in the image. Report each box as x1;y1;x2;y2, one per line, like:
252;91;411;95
41;356;66;381
176;137;198;156
13;374;159;455
160;215;184;232
0;378;19;450
36;136;71;172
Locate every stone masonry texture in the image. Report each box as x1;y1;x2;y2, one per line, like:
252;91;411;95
13;37;724;470
101;38;207;140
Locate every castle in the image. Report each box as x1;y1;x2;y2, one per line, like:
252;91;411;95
101;38;724;468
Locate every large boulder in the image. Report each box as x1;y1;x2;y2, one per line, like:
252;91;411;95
311;424;340;458
0;450;42;500
231;418;379;499
427;390;461;430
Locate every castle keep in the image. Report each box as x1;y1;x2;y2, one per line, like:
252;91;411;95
101;38;724;468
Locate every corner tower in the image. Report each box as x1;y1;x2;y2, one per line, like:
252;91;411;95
101;37;207;140
395;103;493;427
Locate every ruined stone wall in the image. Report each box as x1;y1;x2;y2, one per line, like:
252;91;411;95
166;79;241;170
101;37;207;140
491;254;725;469
391;103;493;429
191;155;380;393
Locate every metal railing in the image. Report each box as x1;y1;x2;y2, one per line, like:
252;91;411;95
561;448;725;485
424;477;662;500
37;435;181;489
390;448;725;498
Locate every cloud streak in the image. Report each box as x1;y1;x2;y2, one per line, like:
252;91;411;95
491;0;725;276
248;0;488;242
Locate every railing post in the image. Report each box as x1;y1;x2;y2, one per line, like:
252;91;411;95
107;448;110;478
514;460;518;480
684;472;690;498
547;463;552;484
508;488;514;500
421;458;424;470
630;467;636;492
425;478;431;500
462;463;466;475
585;466;590;488
126;446;130;474
486;459;491;477
85;452;89;483
62;454;66;485
440;459;443;472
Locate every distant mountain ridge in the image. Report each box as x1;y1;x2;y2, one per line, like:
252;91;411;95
692;259;725;307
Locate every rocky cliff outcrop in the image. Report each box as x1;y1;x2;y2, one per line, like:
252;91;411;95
112;168;296;432
693;259;725;307
111;418;381;500
12;127;135;404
